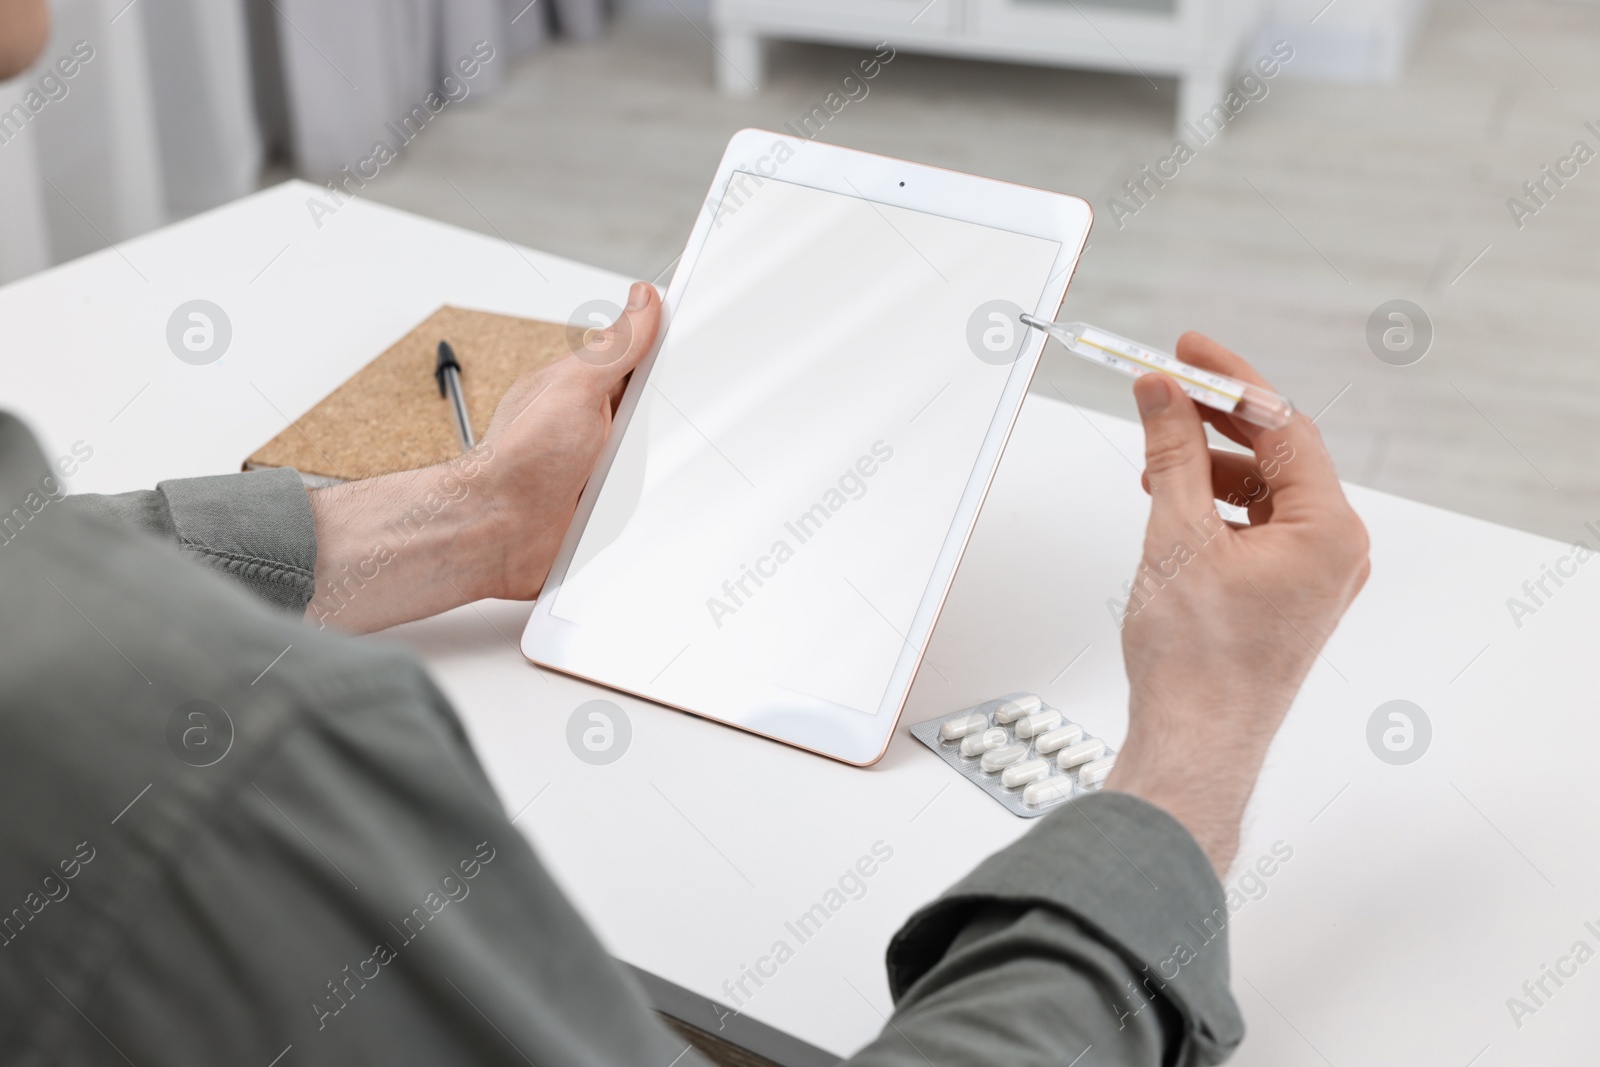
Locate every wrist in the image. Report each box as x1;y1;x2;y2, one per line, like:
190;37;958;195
1107;695;1285;874
305;447;501;632
1106;745;1256;875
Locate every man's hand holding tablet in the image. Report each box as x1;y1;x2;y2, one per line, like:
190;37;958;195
304;284;664;633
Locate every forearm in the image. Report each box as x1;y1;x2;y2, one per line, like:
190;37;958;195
304;445;501;632
1108;690;1281;875
59;437;528;633
1109;631;1322;876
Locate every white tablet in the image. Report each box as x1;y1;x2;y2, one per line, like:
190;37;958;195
521;130;1091;765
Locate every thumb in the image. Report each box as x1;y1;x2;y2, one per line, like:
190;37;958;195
1134;374;1216;538
572;282;661;394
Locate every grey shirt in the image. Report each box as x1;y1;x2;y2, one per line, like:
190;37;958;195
0;411;1244;1066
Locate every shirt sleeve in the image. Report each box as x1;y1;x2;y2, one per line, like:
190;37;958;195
842;792;1246;1067
64;467;317;613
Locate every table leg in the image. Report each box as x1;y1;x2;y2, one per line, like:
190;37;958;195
715;27;766;95
1177;66;1230;140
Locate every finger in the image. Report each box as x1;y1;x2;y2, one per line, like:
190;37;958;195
571;282;661;397
1134;373;1218;543
1196;406;1253;451
1173;332;1345;520
1173;331;1276;391
1138;449;1278;525
608;372;631;415
1207;450;1277;524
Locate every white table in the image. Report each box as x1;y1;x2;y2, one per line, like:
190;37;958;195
8;181;1598;1065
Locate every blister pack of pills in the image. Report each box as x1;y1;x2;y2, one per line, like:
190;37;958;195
909;693;1117;819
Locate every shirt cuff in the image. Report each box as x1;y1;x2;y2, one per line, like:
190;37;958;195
886;791;1245;1061
156;468;318;614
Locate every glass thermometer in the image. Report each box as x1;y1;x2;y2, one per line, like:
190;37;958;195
1019;315;1294;430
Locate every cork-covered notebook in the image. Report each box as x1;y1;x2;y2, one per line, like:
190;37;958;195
245;306;571;484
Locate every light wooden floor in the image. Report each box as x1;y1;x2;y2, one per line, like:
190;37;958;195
359;1;1600;541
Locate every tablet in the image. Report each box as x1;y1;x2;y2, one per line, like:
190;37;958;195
521;130;1092;765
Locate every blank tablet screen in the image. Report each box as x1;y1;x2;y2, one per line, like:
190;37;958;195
548;174;1061;726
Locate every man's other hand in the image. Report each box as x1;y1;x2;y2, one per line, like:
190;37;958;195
1107;334;1370;874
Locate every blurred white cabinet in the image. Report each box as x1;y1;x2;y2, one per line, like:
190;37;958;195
711;0;1268;133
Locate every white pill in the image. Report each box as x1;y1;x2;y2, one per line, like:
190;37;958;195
980;743;1029;773
992;695;1043;723
940;712;991;740
1056;738;1107;770
1079;757;1116;787
1001;758;1051;788
1024;777;1076;807
1014;709;1063;739
1034;724;1085;755
960;727;1007;757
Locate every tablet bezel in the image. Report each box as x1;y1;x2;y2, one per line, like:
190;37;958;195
521;129;1092;766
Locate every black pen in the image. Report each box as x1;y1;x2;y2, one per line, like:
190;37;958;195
434;340;475;451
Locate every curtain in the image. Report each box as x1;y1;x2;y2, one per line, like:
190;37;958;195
251;0;607;179
0;75;50;280
0;0;608;284
1;0;174;277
